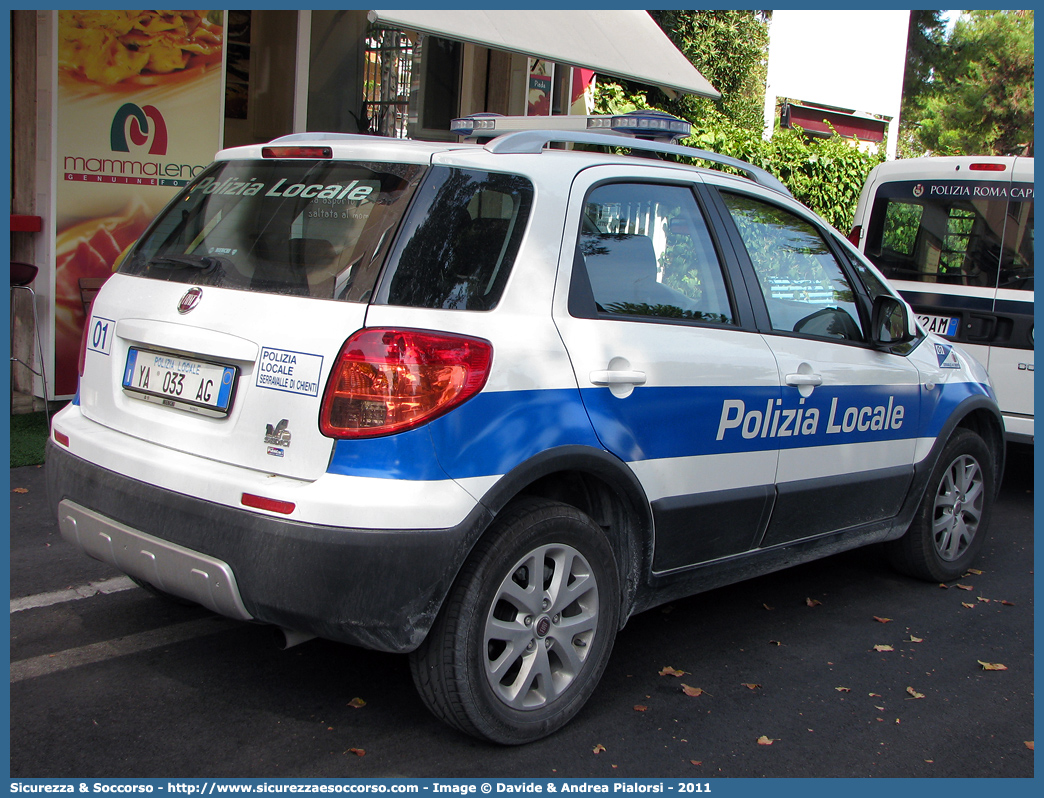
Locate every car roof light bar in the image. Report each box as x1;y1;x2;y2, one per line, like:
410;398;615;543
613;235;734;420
451;111;693;144
483;129;792;197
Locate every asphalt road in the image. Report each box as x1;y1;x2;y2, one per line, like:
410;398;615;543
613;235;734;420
8;445;1034;779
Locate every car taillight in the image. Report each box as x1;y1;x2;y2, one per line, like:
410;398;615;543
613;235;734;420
847;225;862;247
320;328;493;439
969;162;1007;172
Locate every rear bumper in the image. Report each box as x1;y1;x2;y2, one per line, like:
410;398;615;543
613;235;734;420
46;442;492;652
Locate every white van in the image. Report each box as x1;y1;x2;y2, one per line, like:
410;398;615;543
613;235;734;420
850;156;1034;443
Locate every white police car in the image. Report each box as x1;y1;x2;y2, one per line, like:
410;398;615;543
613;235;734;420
47;111;1004;744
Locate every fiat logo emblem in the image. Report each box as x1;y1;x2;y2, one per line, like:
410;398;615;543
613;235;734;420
178;287;203;314
536;616;552;637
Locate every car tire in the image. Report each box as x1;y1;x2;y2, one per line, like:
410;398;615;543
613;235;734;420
887;428;995;582
409;497;620;744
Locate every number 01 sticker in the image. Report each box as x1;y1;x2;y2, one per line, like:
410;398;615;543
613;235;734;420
87;317;116;356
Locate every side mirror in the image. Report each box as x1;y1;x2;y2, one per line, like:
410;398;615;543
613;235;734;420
871;295;917;348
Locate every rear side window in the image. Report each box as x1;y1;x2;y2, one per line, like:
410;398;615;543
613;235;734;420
120;159;424;301
375;167;534;311
864;179;1034;291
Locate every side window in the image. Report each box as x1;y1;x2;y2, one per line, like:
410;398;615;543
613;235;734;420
578;183;733;324
377;168;534;311
721;191;864;342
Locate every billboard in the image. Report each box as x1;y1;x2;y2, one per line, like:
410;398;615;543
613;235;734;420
52;10;225;396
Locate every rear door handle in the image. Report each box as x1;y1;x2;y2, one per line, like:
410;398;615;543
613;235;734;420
590;369;647;386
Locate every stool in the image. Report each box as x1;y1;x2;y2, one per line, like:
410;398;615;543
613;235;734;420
10;261;49;424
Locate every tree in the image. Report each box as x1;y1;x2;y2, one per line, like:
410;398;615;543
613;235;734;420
646;9;769;130
897;10;948;157
908;10;1034;156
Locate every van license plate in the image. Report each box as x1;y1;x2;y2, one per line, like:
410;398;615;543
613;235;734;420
917;314;960;337
122;348;238;417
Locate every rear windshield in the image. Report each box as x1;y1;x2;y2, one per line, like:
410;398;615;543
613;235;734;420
863;179;1033;291
120;159;424;301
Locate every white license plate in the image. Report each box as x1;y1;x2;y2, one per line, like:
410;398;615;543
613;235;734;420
918;314;960;337
122;348;238;417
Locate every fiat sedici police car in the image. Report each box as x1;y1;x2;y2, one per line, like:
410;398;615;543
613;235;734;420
47;111;1004;744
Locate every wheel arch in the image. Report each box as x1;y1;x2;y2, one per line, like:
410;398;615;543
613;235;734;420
474;445;653;625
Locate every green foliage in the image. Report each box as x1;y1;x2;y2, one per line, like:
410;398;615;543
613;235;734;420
10;410;50;468
905;10;1034;156
593;80;883;231
647;10;769;131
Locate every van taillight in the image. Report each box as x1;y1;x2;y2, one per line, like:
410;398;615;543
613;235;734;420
320;328;493;439
848;225;862;247
969;163;1007;172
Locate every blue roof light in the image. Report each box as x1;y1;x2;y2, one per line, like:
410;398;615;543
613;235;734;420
605;110;692;141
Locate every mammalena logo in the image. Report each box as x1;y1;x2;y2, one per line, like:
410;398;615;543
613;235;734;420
110;102;168;156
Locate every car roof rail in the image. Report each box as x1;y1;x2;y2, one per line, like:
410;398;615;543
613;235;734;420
484;130;792;197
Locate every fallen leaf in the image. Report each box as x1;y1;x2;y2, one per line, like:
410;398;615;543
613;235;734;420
835;687;851;693
977;596;990;603
12;488;28;494
939;583;949;589
906;687;925;699
593;744;606;754
1001;600;1016;606
346;748;365;757
873;616;892;623
741;683;761;690
966;569;983;575
681;684;706;697
348;697;366;709
633;705;648;712
762;603;774;611
757;735;776;746
768;640;782;646
806;597;822;607
978;661;1008;671
1025;742;1034;751
659;666;687;677
907;635;923;643
962;602;976;609
869;693;881;697
895;718;901;725
690;760;702;766
956;584;974;591
873;645;894;652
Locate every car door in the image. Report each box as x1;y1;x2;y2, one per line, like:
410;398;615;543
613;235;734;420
710;186;922;547
553;166;782;571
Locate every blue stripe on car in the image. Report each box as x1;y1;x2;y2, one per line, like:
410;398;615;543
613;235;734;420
326;380;991;481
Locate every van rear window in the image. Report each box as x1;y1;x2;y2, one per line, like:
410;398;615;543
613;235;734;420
120;160;424;301
864;180;1033;291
